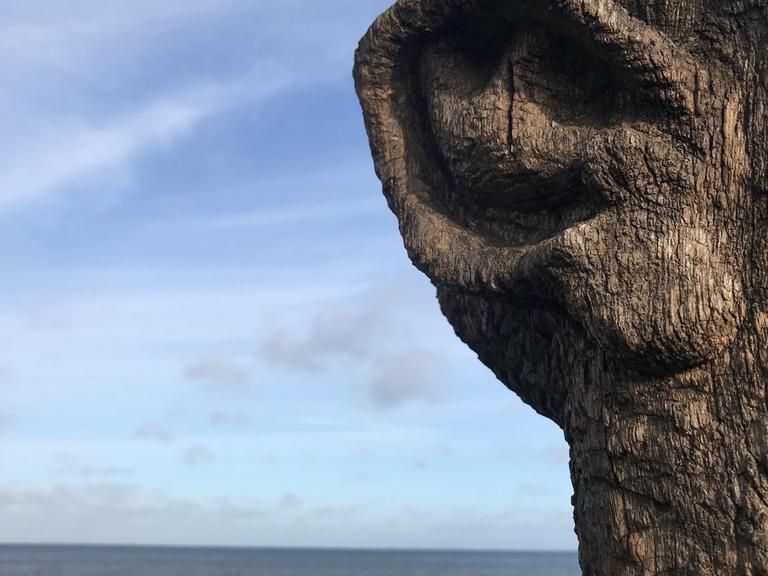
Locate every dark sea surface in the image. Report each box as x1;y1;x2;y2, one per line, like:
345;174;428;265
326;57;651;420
0;545;580;576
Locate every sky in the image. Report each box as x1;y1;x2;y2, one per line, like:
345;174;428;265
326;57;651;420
0;0;575;550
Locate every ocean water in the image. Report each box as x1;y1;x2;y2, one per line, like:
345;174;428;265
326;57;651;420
0;546;580;576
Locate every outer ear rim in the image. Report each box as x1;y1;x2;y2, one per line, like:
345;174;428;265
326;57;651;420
353;0;527;294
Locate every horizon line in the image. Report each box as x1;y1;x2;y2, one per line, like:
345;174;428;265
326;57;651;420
0;542;577;554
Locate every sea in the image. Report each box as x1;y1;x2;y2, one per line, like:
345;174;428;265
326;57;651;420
0;546;580;576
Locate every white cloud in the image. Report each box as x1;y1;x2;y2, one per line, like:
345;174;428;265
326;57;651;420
262;306;373;372
369;349;445;411
0;78;285;208
278;492;302;510
184;358;253;391
260;281;415;372
0;481;272;544
259;280;452;411
0;480;577;549
0;0;380;213
51;451;132;478
0;0;244;54
182;445;215;466
134;424;173;444
208;411;252;427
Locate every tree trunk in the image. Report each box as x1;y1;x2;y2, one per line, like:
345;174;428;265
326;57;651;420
567;328;768;574
354;0;768;573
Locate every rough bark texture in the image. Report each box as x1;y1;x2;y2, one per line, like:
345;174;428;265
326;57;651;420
354;0;768;574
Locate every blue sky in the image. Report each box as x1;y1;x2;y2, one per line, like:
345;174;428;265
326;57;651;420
0;0;575;550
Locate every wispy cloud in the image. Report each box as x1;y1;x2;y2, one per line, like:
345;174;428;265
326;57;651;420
208;410;252;427
260;280;451;411
0;78;285;208
134;424;173;444
369;349;445;411
0;0;249;64
262;306;373;372
51;452;132;479
182;444;215;466
0;0;385;214
261;281;414;372
184;358;253;391
0;481;272;543
278;492;302;510
0;481;576;549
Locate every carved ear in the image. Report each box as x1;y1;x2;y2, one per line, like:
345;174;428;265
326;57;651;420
354;0;528;293
354;0;700;291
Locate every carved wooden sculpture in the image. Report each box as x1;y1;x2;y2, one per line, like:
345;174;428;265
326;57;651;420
354;0;768;573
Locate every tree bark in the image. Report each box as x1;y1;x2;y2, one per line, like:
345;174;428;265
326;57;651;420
354;0;768;573
566;327;768;574
437;290;768;574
